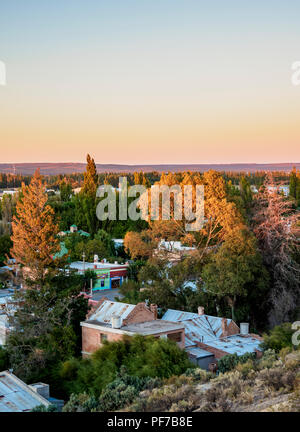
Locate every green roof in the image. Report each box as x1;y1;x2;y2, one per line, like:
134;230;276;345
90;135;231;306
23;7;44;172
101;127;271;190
53;242;69;259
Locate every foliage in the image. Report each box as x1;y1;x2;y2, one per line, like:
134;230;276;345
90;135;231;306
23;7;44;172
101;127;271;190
218;352;256;374
202;228;269;320
0;234;12;266
10;169;60;285
59;180;73;202
73;239;108;262
125;349;300;412
261;323;295;352
60;335;192;397
252;173;300;325
31;404;58;412
75;154;99;235
0;346;9;370
6;273;89;391
118;279;141;304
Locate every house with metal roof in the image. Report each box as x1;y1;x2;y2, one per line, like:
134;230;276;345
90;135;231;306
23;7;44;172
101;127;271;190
162;307;263;369
0;371;51;412
81;299;185;357
70;259;129;290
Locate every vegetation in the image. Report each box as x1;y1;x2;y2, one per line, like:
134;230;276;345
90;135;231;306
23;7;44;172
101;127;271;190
60;335;192;399
10;170;60;285
0;157;299;412
62;347;300;412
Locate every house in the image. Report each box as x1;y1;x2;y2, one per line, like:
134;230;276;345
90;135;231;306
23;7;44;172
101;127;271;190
0;189;18;200
155;239;196;262
0;289;16;346
267;185;290;196
58;224;90;238
54;225;91;260
0;371;51;412
162;307;263;369
70;258;129;290
81;299;185;357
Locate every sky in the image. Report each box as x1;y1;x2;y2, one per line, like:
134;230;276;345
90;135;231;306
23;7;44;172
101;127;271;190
0;0;300;164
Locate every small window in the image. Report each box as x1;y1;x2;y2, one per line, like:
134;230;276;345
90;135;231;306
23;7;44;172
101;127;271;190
101;280;105;287
100;333;107;343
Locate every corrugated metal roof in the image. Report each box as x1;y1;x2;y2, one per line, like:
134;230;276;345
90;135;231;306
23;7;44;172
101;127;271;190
162;309;231;343
89;300;135;324
186;346;214;359
162;308;261;357
205;335;262;356
0;371;50;412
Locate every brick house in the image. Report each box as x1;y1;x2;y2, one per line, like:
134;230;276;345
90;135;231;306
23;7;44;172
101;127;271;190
81;298;185;357
162;307;263;369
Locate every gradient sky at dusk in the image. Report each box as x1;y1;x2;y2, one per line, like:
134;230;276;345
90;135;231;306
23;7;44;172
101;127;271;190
0;0;300;164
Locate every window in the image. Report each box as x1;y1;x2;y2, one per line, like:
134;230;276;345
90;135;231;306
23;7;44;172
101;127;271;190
167;332;182;343
100;333;107;343
101;280;105;287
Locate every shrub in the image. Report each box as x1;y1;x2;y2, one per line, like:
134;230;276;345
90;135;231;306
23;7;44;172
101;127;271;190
66;335;192;397
0;346;9;370
183;368;212;383
31;404;58;412
63;392;98;412
261;323;294;352
235;359;255;378
257;349;278;369
218;352;256;374
97;367;161;411
256;368;296;392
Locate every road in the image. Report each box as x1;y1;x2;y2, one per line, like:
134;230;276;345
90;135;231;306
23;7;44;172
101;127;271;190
91;288;123;302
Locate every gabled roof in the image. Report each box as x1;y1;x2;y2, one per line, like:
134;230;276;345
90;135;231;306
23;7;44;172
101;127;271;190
162;308;262;357
88;300;136;325
162;309;231;345
0;371;50;412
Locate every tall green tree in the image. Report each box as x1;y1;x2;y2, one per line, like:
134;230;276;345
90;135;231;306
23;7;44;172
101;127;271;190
6;272;89;389
75;155;99;235
202;229;269;322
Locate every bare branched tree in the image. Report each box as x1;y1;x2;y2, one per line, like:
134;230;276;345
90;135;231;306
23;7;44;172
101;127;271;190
252;172;300;325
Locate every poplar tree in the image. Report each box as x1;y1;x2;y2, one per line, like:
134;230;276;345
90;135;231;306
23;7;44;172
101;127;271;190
82;154;98;195
10;169;59;285
75;154;99;235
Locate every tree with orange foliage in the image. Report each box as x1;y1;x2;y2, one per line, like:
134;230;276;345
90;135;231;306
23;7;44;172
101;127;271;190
124;230;155;259
10;170;60;286
126;170;244;261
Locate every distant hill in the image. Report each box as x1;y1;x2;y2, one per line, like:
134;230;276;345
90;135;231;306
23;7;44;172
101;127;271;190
0;162;299;175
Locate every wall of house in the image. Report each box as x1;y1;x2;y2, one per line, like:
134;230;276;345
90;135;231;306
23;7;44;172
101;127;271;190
189;355;215;370
81;326;124;356
165;329;185;349
82;326;185;356
122;303;155;326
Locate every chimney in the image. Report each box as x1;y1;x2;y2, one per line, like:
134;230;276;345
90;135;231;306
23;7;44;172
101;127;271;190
111;315;122;329
240;322;249;335
221;317;228;337
150;304;158;320
29;383;50;400
198;306;205;316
